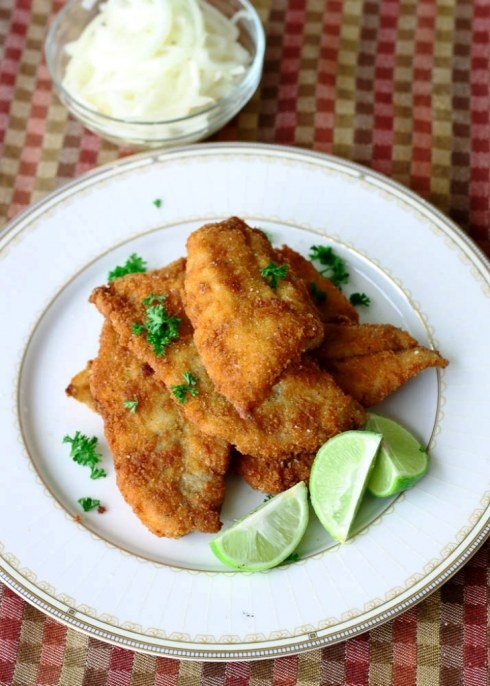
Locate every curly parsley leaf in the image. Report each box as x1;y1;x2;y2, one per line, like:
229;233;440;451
171;371;199;404
132;293;181;357
90;467;107;480
260;261;289;289
349;292;371;307
124;398;139;413
63;432;107;479
108;253;147;281
310;281;327;304
77;497;101;512
142;293;167;306
131;322;144;335
146;306;180;355
309;245;349;288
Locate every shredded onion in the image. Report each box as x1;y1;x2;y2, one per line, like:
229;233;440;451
62;0;252;120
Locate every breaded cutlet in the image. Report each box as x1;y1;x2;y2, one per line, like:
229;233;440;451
68;322;230;538
184;217;324;417
90;261;367;460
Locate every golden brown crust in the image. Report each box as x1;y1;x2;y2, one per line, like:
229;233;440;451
184;218;324;416
65;363;96;411
90;263;367;459
314;322;418;363
236;452;315;495
275;244;359;324
235;328;447;494
324;347;449;407
89;322;230;538
86;228;449;501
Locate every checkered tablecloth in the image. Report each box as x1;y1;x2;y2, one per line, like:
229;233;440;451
0;1;489;684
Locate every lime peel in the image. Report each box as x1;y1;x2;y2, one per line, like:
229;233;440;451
366;413;429;498
309;430;382;543
210;482;309;571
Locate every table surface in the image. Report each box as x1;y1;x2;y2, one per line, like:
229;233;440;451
0;1;489;685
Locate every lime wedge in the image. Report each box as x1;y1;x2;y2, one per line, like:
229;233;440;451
309;431;382;542
366;413;429;497
210;482;309;571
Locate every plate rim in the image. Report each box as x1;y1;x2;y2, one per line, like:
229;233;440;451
1;523;488;660
1;142;489;276
1;142;489;660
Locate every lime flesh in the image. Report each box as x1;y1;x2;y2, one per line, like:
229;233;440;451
366;414;429;498
210;482;309;571
309;431;382;542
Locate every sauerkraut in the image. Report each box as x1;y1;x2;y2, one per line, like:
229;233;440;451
62;0;252;120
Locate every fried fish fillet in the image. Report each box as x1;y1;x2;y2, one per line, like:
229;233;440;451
275;244;359;323
72;321;230;538
90;261;366;459
184;218;324;416
237;326;448;494
314;322;418;363
235;451;316;495
324;347;449;407
66;364;96;411
310;322;448;406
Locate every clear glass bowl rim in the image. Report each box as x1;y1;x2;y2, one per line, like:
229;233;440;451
45;0;266;129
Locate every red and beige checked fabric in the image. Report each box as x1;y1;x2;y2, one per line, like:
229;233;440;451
0;1;489;684
0;544;488;685
1;0;490;257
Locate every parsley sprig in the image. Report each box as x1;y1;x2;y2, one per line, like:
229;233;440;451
309;244;372;306
132;293;181;357
78;497;101;512
349;292;371;307
142;293;166;305
309;245;349;288
260;262;288;289
124;398;139;413
310;282;327;304
63;432;107;480
171;371;199;404
108;253;147;281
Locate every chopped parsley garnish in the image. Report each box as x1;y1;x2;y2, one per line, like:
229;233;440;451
108;253;147;281
171;371;199;404
63;432;107;480
142;293;166;306
78;497;101;512
349;292;371;307
90;467;107;480
124;398;139;413
131;322;145;335
284;552;300;563
260;261;288;289
153;198;162;208
310;281;327;304
132;293;181;357
309;245;349;288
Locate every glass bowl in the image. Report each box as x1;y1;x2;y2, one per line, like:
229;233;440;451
45;0;265;149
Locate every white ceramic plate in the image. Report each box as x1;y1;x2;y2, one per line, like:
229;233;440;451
0;143;488;660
